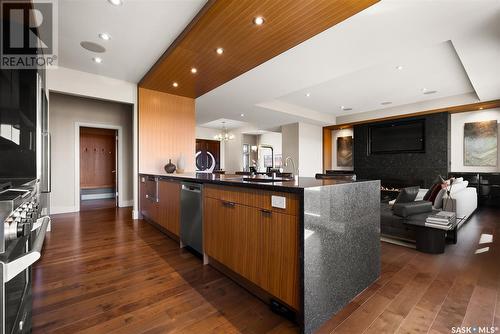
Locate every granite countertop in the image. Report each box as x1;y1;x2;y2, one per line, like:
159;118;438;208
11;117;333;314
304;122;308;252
140;172;369;193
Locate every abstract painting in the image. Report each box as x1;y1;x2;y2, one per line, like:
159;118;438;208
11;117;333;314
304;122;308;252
464;120;498;166
337;136;353;167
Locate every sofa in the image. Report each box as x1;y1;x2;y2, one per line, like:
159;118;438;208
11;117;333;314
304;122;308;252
381;178;477;243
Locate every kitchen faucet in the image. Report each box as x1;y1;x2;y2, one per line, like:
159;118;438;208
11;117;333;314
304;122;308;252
284;156;298;180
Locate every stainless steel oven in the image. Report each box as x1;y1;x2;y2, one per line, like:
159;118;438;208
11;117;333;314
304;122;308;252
0;181;50;334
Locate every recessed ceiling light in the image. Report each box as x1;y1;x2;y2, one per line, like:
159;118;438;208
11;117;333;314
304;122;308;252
108;0;122;5
99;33;111;41
240;113;245;117
396;65;403;70
93;57;102;64
479;107;484;110
190;67;197;74
172;82;178;88
306;93;311;97
381;101;392;105
216;47;224;55
253;16;265;25
341;106;353;111
422;88;437;95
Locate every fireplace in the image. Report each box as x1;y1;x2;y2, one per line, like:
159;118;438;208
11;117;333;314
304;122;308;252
380;178;423;202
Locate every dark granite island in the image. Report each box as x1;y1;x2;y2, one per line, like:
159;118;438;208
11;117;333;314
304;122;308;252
139;173;380;333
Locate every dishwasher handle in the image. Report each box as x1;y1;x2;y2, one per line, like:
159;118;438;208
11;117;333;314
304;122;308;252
182;184;202;193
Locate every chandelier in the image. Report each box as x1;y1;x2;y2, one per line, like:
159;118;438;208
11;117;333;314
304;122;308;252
214;121;235;141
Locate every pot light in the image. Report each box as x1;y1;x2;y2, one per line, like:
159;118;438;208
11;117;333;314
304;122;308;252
108;0;122;5
253;16;265;25
381;101;392;105
190;67;197;74
479;107;484;110
306;93;311;97
172;82;178;88
216;47;224;55
93;57;103;64
422;88;437;95
396;65;403;70
240;113;245;117
341;106;352;111
99;33;111;41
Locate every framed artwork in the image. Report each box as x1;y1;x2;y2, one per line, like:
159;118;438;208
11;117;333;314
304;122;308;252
464;120;498;166
337;136;353;167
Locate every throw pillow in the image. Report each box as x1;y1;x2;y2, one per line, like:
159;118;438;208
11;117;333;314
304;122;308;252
394;186;420;205
433;188;447;209
424;183;439;201
428;184;443;204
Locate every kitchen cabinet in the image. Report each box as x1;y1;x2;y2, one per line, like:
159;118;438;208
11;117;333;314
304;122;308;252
158;179;181;236
140;176;181;237
139;175;159;223
203;185;299;309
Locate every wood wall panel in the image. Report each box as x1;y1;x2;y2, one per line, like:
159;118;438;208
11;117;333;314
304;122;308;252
80;127;116;189
140;0;379;98
138;87;195;174
323;127;333;172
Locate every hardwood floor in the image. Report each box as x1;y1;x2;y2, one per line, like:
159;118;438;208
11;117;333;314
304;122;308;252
80;198;117;211
32;207;500;333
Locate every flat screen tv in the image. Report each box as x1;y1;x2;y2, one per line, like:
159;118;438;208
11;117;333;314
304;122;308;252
369;119;425;154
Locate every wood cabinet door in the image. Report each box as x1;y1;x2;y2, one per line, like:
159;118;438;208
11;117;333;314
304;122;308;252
259;210;299;309
158;180;181;236
204;197;239;269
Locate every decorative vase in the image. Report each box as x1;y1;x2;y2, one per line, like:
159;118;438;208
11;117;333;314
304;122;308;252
177;154;186;174
164;159;176;174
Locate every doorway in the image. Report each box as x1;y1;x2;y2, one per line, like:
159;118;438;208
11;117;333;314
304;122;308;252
79;127;117;210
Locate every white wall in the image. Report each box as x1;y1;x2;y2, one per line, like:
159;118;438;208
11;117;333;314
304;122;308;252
298;123;323;177
49;93;133;214
451;108;500;172
281;123;299;174
46;67;140;218
331;128;354;171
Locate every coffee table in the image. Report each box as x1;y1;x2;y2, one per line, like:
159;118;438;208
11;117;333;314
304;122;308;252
402;211;464;254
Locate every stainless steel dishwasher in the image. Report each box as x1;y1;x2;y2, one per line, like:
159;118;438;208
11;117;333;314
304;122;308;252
180;182;203;254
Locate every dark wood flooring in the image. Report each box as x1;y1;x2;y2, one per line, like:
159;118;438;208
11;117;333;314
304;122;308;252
32;207;500;333
80;198;117;211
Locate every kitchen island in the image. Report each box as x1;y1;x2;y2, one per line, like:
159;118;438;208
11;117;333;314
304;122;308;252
139;173;380;334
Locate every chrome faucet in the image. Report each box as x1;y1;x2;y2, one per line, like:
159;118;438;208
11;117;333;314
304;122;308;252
284;156;298;180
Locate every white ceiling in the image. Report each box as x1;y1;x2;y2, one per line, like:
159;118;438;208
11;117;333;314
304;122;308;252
199;118;249;130
196;0;500;129
58;0;206;83
278;41;475;116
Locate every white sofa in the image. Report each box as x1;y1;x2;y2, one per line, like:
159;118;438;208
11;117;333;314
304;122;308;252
415;178;478;224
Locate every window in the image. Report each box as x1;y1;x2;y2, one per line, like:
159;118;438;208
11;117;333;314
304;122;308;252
242;144;250;171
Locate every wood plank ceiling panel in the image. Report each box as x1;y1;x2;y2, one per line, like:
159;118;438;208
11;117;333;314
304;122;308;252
139;0;379;98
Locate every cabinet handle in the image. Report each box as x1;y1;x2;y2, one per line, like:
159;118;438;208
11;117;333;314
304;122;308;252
222;201;235;208
260;209;272;215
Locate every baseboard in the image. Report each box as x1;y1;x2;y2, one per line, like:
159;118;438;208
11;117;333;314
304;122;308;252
50;206;78;215
132;210;140;219
81;193;115;200
119;200;134;208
